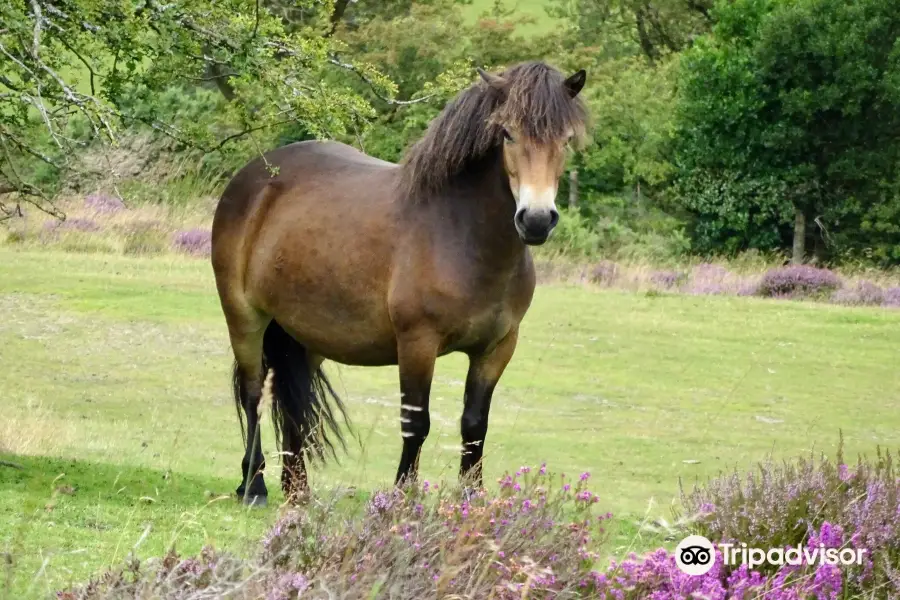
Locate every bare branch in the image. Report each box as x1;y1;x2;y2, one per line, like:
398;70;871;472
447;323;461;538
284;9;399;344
0;128;61;168
327;56;435;106
206;118;296;152
30;0;43;57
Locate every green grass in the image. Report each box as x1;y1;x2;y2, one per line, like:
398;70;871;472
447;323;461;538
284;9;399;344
2;249;900;597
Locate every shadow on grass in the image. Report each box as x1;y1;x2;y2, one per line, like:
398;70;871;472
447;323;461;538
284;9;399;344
0;453;277;599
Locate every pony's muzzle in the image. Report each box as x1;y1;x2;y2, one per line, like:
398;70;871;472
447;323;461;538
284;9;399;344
515;207;559;245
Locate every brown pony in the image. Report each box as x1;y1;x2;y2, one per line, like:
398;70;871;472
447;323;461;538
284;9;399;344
211;61;587;505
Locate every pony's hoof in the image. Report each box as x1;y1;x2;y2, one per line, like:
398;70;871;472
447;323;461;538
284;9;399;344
239;494;268;508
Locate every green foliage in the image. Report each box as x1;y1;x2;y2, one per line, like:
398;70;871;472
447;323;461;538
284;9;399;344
673;0;900;264
545;0;713;63
6;0;900;266
335;1;539;162
578;57;677;195
0;0;397;216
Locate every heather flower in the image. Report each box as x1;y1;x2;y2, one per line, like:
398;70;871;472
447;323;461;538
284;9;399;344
831;280;884;306
683;440;900;597
689;281;727;295
84;193;126;214
882;287;900;308
758;265;842;298
172;228;212;257
588;260;619;285
650;270;684;290
59;218;102;232
266;572;309;600
736;281;761;296
57;451;900;600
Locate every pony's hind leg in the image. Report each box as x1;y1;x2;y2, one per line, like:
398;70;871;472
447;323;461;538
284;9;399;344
229;322;270;507
460;328;519;489
262;322;349;505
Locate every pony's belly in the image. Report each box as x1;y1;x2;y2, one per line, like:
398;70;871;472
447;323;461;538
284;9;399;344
277;308;399;367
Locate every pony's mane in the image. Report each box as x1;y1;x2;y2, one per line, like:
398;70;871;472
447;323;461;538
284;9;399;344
397;61;588;200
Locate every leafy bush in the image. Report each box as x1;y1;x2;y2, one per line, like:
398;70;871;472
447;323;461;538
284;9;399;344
758;265;842;298
681;441;900;596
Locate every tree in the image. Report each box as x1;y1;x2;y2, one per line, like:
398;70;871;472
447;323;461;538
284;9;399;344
0;0;401;219
331;0;539;162
674;0;900;264
545;0;713;64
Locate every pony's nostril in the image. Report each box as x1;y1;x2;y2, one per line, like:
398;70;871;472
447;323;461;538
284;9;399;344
514;208;527;229
549;210;560;229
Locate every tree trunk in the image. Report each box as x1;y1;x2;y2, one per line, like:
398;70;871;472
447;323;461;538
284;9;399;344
328;0;353;35
206;61;236;102
791;204;806;264
568;169;578;209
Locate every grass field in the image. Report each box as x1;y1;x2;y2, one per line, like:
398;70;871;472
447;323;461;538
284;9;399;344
2;248;900;598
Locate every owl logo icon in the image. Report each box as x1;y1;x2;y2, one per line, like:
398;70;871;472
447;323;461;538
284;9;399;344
676;535;715;576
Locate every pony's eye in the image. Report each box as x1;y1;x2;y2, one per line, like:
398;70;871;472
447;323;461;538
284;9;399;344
502;129;514;143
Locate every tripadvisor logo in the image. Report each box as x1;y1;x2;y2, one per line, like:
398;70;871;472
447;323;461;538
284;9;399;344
720;542;867;569
676;535;716;576
675;535;868;576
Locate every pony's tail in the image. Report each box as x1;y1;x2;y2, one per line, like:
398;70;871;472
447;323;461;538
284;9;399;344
262;320;350;464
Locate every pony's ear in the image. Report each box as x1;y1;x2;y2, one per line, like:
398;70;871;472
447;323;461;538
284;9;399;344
564;69;587;98
477;67;507;89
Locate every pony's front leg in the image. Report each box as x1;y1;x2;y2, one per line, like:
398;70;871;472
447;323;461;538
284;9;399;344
394;329;439;486
460;328;519;489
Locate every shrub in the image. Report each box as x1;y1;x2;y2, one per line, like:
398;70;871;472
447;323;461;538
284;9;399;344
544;212;604;256
84;193;126;214
681;440;900;596
172;228;212;257
60;466;611;599
831;280;885;306
59;447;900;599
587;260;619;285
883;287;900;307
58;217;102;233
650;270;685;290
758;265;843;298
686;263;731;295
736;281;761;296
